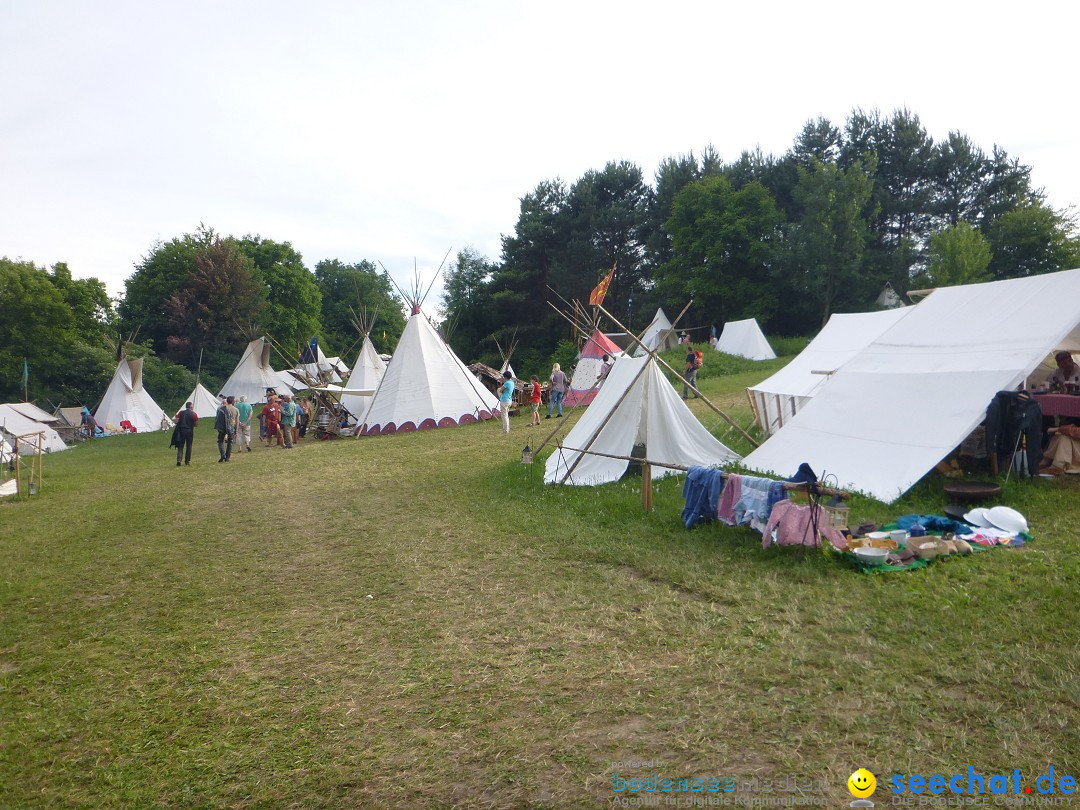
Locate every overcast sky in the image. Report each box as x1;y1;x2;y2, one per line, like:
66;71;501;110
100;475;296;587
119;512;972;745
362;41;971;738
3;0;1079;311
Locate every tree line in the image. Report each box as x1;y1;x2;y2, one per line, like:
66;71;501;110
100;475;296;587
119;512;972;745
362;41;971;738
3;107;1078;410
443;108;1080;374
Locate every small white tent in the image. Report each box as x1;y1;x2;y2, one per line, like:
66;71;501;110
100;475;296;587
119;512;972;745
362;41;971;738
219;338;295;404
185;381;222;420
545;354;741;486
748;308;913;434
743;268;1080;502
360;309;499;435
341;335;386;423
876;281;905;309
633;308;679;356
0;404;69;454
714;318;776;361
94;358;171;433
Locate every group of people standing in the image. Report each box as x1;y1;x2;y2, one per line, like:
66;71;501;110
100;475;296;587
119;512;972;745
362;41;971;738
171;390;315;465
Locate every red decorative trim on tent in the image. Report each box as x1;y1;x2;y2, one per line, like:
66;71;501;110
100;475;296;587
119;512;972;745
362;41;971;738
361;410;496;436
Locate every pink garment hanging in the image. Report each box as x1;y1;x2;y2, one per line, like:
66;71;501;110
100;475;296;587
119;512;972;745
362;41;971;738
717;473;742;525
762;499;845;550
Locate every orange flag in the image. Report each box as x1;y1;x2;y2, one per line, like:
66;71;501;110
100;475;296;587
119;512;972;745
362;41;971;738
589;266;615;307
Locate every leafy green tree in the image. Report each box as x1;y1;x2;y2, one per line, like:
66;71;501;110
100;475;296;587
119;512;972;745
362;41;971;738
235;235;322;355
658;176;781;325
0;258;77;402
440;247;495;363
791;157;877;326
987;202;1080;279
314;258;406;356
47;262;116;344
119;225;215;356
918;222;992;287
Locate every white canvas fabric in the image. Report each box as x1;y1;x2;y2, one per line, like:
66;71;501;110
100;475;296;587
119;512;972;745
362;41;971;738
633;308;679;356
748;308;913;434
743;268;1080;502
876;282;905;309
94;358;172;433
219;338;294;404
545;354;741;486
185;382;222;420
341;335;386;422
361;312;499;435
714;318;777;360
0;404;69;453
7;402;60;424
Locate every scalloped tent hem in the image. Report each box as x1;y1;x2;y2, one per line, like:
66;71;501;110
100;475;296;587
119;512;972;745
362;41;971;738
361;410;493;436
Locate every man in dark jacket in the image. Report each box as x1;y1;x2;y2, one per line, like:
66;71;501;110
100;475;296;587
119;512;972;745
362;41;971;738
214;396;239;462
174;402;198;466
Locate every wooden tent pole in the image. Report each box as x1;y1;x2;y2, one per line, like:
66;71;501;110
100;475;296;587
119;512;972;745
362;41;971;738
556;443;849;498
594;302;760;449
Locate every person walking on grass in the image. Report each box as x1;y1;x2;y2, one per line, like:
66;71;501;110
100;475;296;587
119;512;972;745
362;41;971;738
682;345;701;399
215;396;239;462
235;395;253;452
529;375;542;426
279;394;297;448
547;363;567;419
499;370;514;434
263;394;282;447
174;401;198;466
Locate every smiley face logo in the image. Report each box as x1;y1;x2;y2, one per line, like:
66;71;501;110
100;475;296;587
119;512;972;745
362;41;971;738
848;768;876;798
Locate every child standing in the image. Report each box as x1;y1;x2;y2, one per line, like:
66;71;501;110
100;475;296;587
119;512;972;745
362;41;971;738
529;375;542;425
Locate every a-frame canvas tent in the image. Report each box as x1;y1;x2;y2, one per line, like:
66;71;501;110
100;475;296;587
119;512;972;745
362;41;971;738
748;308;913;435
219;338;295;404
743;268;1080;502
0;404;70;454
341;334;386;423
564;330;623;407
714;318;776;360
633;308;679;356
185;381;222;420
94;357;172;433
360;309;499;435
546;353;740;486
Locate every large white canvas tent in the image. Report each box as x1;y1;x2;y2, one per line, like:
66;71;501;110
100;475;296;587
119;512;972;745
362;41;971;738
219;338;295;404
714;318;777;361
0;404;69;454
565;330;624;407
633;308;679;356
360;310;499;435
748;308;913;434
341;335;386;422
185;381;222;420
94;358;172;433
545;354;741;486
743;268;1080;502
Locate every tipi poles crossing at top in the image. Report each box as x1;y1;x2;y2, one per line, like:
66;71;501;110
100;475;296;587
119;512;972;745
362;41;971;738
594;302;759;449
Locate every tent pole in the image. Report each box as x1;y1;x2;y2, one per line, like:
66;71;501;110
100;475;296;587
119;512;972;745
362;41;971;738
595;302;760;449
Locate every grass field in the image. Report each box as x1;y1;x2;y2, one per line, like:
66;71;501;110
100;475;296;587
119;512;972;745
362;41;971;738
2;353;1078;808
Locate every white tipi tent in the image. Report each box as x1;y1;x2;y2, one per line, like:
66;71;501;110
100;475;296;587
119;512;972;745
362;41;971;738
633;308;679;356
360;307;499;435
714;318;776;360
219;338;295;404
185;381;222;420
743;268;1080;502
748;308;913;434
545;353;741;486
875;281;905;309
94;357;172;433
341;335;386;422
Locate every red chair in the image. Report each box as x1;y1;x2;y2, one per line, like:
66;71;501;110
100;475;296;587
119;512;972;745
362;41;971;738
120;420;138;433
